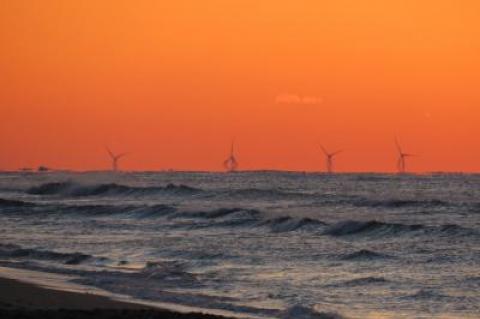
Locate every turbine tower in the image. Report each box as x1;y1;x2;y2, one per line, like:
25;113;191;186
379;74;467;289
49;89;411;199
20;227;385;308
223;140;238;172
106;147;128;172
320;145;342;173
395;138;414;173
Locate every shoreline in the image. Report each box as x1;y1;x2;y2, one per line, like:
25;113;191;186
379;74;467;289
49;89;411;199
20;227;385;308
0;270;237;319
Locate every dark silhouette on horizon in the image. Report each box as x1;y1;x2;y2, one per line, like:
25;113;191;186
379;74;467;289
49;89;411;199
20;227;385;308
320;145;342;173
105;147;128;172
223;140;238;172
395;138;414;173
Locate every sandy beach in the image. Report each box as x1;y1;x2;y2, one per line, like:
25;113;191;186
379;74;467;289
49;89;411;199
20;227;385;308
0;276;233;319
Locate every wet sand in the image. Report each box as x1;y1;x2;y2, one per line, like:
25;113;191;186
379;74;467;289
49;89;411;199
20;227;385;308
0;277;233;319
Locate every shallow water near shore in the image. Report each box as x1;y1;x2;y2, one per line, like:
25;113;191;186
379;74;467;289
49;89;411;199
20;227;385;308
0;171;479;318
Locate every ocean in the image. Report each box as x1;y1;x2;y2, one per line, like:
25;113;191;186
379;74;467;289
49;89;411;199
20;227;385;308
0;171;478;318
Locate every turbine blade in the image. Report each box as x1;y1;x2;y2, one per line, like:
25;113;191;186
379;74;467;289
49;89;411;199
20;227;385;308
115;152;128;160
394;137;403;154
105;146;115;159
319;145;329;156
332;150;343;156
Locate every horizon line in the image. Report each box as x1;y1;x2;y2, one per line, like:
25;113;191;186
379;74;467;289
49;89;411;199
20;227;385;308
3;168;480;175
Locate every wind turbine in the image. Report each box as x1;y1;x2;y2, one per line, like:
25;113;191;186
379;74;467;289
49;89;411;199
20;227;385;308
223;140;238;172
395;138;414;173
105;147;128;172
319;145;342;173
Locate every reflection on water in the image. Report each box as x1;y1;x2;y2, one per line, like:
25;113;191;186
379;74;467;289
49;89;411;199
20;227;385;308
0;171;478;318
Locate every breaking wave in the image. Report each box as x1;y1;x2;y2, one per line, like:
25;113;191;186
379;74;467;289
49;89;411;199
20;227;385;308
69;204;177;218
172;209;328;232
0;244;99;265
1;197;476;238
175;207;261;220
1;194;476;238
0;199;177;218
21;181;466;216
323;220;477;238
27;182;202;197
258;216;327;233
215;188;311;200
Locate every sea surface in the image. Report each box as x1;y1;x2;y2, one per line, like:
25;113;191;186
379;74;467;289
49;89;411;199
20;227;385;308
0;171;479;319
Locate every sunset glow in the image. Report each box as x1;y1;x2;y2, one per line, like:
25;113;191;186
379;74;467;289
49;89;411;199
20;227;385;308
1;1;479;172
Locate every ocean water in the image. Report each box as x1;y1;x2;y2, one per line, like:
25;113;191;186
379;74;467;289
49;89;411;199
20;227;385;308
0;171;479;319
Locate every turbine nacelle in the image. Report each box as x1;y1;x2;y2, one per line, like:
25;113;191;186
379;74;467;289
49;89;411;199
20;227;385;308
319;144;342;173
395;138;415;173
105;146;128;172
224;140;238;172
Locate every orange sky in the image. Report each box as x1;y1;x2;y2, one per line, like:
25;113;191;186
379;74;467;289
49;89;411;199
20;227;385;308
1;0;479;172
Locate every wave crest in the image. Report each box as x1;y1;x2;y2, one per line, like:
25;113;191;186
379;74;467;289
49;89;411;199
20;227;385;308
259;216;327;233
0;244;96;265
27;182;202;197
323;220;476;238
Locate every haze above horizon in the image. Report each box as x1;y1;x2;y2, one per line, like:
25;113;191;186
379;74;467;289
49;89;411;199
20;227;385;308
1;1;479;172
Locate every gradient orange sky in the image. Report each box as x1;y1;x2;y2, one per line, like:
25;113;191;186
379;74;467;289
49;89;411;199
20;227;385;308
1;0;479;172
